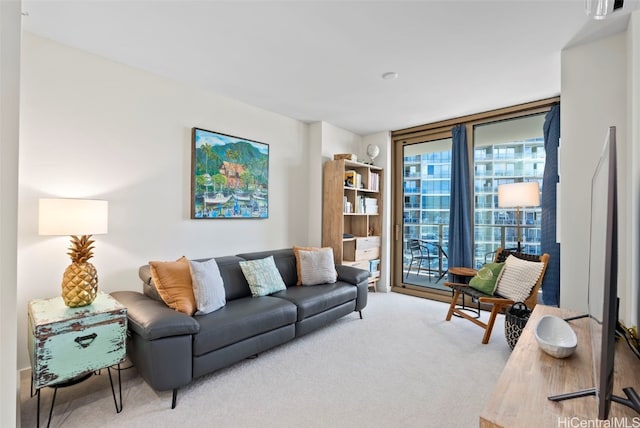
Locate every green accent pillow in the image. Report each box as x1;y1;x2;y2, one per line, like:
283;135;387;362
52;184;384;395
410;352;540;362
239;256;287;297
469;262;505;295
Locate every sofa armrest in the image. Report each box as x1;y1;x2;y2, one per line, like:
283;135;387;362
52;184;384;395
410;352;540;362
336;264;370;285
335;265;369;312
110;291;199;341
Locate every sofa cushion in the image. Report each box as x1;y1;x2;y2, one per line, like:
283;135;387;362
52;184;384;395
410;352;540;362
149;257;196;315
139;264;162;302
240;256;287;297
189;259;226;315
272;281;357;321
192;296;296;356
236;248;298;287
214;256;252;301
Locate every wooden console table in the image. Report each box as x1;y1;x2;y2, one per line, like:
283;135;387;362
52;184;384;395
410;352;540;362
480;305;640;427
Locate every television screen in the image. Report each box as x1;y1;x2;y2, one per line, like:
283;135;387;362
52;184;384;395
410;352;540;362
587;126;617;419
548;126;639;419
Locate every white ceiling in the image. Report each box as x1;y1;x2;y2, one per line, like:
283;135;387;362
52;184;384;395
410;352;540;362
20;0;639;135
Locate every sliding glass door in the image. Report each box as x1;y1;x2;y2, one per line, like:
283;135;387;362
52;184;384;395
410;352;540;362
392;99;557;300
398;137;452;295
473;114;546;267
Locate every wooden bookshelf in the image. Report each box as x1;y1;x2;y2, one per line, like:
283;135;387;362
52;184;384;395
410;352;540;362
322;159;383;289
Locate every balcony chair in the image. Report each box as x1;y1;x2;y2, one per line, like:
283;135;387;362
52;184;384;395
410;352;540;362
405;239;438;281
444;248;549;344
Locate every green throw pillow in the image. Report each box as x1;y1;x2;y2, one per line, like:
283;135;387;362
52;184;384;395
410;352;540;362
239;256;287;297
469;262;505;295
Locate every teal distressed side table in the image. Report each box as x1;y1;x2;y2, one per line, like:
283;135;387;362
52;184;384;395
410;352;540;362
28;292;127;427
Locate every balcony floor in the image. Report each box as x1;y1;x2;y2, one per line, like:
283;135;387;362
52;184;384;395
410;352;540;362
403;270;449;291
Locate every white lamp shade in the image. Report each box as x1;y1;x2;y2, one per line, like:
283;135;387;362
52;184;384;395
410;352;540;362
39;198;109;236
497;182;540;208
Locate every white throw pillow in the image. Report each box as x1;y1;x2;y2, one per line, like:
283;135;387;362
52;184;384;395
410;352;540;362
494;255;544;302
189;259;226;315
299;248;338;286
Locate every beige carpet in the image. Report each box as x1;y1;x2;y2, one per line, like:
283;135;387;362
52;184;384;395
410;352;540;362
20;292;512;427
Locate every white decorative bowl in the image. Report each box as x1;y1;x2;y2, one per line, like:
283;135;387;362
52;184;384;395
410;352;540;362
534;315;578;359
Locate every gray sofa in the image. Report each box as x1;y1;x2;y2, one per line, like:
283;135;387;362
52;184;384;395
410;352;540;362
111;248;369;408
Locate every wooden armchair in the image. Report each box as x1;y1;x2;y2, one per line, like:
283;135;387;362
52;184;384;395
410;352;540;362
445;248;549;344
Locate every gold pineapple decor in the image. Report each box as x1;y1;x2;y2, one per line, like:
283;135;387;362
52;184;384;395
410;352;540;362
62;235;99;307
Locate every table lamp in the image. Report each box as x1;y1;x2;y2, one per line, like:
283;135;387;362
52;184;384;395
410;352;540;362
39;198;109;307
497;182;540;252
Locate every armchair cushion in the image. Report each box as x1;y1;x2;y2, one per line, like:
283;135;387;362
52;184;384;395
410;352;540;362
495;255;544;302
469;262;505;295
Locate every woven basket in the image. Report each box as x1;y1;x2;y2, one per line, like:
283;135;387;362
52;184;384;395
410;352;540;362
505;302;531;350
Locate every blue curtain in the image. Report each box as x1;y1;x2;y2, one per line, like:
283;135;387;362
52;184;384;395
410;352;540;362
541;104;561;306
448;125;473;270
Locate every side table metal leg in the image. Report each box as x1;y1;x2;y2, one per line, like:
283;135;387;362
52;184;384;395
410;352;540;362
46;387;58;428
461;294;481;318
451;290;481;319
107;363;123;413
36;388;40;428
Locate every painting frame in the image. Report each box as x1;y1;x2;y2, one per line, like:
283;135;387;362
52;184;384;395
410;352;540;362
191;127;269;219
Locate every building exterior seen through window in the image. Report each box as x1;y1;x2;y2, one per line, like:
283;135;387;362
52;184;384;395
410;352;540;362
473;136;544;267
402;114;545;283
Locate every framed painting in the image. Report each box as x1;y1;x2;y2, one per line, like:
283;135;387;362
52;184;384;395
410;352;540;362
191;127;269;219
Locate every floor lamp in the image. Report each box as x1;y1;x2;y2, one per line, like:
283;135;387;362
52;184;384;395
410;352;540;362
497;182;540;252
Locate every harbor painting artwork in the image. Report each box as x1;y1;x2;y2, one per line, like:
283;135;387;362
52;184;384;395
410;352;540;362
191;128;269;219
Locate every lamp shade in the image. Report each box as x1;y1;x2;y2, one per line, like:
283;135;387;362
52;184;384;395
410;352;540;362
39;198;109;236
497;182;540;208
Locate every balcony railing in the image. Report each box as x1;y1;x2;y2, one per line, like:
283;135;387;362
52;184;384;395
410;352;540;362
403;222;541;270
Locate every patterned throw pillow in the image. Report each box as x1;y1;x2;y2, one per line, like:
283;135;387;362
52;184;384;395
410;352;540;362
149;256;196;315
239;256;287;297
495;255;544;302
189;259;226;315
469;262;505;295
298;248;338;286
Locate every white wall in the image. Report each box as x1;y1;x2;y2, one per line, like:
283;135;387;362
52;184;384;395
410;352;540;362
17;33;313;370
309;122;362;246
307;122;323;247
319;121;363;160
1;2;21;426
560;32;630;320
362;132;391;292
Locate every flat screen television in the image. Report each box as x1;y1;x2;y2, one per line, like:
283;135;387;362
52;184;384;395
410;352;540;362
548;126;640;419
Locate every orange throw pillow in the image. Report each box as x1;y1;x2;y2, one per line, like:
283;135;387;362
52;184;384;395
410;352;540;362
149;256;196;315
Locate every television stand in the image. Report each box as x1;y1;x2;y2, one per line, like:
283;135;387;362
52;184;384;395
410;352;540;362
549;386;640;415
480;305;640;427
547;307;640;418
